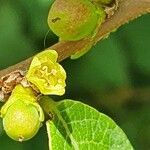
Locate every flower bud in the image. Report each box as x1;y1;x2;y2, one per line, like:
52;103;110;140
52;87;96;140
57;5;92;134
48;0;106;41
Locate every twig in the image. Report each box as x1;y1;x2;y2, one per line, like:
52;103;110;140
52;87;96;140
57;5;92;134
0;0;149;78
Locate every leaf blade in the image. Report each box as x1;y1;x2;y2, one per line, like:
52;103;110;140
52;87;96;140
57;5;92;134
46;99;133;150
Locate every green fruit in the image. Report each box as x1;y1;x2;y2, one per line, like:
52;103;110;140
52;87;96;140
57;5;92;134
1;85;44;142
48;0;106;41
3;100;43;141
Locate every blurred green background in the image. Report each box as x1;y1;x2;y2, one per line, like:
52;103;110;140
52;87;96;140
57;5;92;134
0;0;150;150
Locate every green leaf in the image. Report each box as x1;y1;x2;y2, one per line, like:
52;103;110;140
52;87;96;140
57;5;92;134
45;98;133;150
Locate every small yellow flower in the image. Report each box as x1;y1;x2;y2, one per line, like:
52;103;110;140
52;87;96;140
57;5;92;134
26;50;66;96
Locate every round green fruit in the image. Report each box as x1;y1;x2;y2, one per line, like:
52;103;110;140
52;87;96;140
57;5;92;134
3;100;43;142
48;0;105;41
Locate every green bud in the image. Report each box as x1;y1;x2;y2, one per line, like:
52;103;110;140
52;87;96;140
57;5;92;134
48;0;106;41
1;85;44;142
